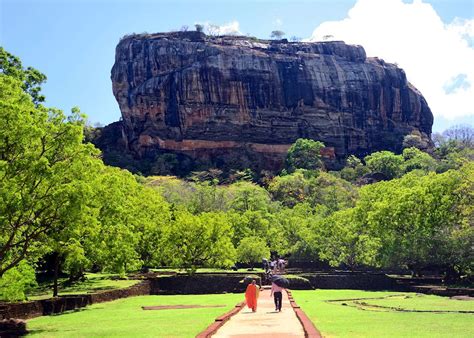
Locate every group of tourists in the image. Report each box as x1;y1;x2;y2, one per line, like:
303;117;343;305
262;257;286;275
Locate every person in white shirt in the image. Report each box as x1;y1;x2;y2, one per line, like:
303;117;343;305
277;258;286;273
270;282;284;312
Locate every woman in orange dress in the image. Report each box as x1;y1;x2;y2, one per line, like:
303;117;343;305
244;280;260;312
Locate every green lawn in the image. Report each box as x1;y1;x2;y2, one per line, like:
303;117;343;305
28;273;141;300
27;293;243;337
292;290;474;338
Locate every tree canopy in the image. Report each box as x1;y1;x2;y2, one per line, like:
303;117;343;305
0;47;47;104
286;138;325;172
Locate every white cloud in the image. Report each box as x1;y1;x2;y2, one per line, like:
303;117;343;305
196;21;242;36
307;0;474;120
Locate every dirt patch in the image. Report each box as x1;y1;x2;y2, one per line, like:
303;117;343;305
451;295;473;301
142;304;226;310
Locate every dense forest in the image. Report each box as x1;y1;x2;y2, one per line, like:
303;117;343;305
0;47;473;301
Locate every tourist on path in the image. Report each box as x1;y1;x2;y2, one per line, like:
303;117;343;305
244;279;260;312
270;281;284;312
262;258;270;274
277;258;286;274
269;259;276;272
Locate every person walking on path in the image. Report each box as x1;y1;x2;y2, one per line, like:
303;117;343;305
277;258;286;274
244;279;260;312
270;281;284;312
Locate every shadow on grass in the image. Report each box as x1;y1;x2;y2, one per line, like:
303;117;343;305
27;328;59;336
28;275;135;299
44;304;109;317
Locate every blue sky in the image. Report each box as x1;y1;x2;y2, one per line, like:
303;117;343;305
1;0;473;132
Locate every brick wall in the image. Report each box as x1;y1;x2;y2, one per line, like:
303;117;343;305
301;272;404;291
150;274;261;294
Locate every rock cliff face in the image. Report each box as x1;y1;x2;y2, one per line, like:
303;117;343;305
108;31;433;172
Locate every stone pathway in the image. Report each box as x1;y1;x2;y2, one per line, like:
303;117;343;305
212;288;305;337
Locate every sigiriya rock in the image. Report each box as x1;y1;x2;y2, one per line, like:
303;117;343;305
96;31;433;174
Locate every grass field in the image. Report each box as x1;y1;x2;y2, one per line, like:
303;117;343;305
292;290;474;338
28;273;141;300
27;293;243;337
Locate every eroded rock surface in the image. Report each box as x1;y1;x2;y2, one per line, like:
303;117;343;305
107;31;433;172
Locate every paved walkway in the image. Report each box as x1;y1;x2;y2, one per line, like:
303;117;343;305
212;288;305;337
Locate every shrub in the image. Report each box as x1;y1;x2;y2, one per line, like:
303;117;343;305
0;261;37;301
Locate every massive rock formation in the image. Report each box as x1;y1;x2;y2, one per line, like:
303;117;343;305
106;31;433;173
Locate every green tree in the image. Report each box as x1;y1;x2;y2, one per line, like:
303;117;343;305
346;155;362;168
0;47;46;104
148;176;195;208
228;168;255;183
162;211;236;273
286;138;325;172
402;147;437;173
445;162;474;278
188;181;228;214
0;75;99;277
226;181;272;213
274;203;322;259
228;210;272;248
270;30;285;39
133;185;171;268
339;155;370;182
364;150;404;179
47;216;100;296
92;166;149;275
195;24;204;33
310;172;358;214
356;169;471;276
0;260;37;301
316;208;380;269
433;127;474;173
236;236;270;270
269;170;356;213
268;170;318;207
84;165;171;276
